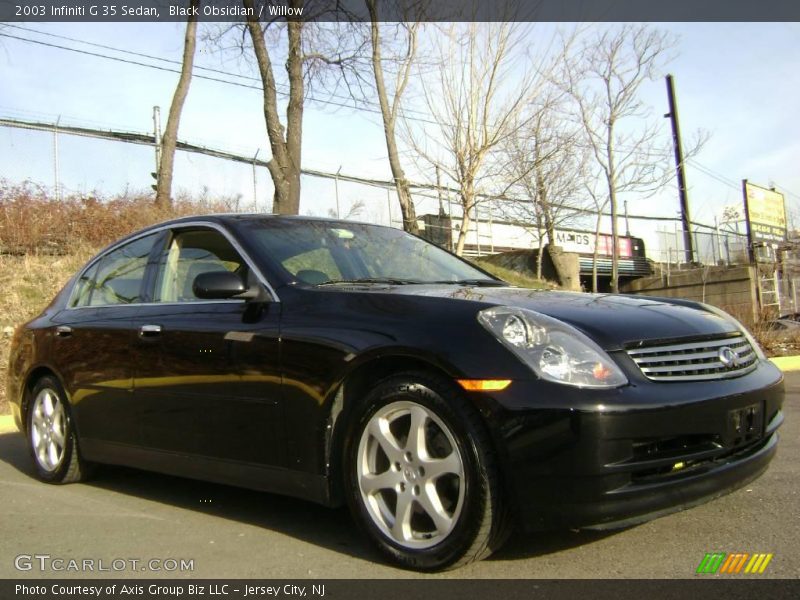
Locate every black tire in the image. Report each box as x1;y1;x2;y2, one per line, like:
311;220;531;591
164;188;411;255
26;375;92;484
343;371;510;571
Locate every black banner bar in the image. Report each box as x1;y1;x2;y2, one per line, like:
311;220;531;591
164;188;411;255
2;0;800;23
3;579;800;600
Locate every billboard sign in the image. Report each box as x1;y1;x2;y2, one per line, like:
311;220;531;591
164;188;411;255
554;229;636;257
744;181;787;243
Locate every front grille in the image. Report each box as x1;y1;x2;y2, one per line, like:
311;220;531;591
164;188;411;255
627;335;757;381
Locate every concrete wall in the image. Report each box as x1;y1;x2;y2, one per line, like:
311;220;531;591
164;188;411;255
547;247;581;292
621;265;759;322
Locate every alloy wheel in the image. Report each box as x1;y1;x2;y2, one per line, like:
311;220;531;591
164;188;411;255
30;388;67;472
356;400;465;549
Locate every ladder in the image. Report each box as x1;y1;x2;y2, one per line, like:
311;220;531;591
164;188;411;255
757;271;781;314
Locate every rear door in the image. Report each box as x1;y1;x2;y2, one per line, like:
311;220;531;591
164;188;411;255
52;232;161;447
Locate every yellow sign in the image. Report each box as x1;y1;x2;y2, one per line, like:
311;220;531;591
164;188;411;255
745;182;787;243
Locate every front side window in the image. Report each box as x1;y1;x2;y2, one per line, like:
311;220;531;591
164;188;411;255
72;233;158;307
153;229;247;302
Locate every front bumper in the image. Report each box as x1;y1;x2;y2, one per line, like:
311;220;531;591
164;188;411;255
477;359;784;531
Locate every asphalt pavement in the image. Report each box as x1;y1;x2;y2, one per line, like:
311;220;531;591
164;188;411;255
1;373;798;580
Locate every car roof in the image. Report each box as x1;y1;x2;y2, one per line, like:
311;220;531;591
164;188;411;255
111;213;392;246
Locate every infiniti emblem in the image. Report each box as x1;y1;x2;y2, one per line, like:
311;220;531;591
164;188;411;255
718;346;739;368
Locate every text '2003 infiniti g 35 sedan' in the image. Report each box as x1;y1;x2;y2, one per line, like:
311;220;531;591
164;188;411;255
6;215;784;570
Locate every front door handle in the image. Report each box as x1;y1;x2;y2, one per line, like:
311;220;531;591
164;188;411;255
139;324;162;338
55;325;72;338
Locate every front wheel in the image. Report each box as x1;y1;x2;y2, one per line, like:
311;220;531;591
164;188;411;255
343;372;509;571
27;376;91;483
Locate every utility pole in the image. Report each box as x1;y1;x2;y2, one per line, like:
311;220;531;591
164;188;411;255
435;165;445;216
334;166;342;218
624;200;631;237
151;106;162;192
742;179;756;264
53;115;61;201
665;75;693;264
252;149;260;212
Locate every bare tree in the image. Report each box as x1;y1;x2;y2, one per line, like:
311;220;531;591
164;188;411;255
365;1;420;233
499;87;592;279
236;1;369;215
559;24;676;292
328;198;365;220
584;181;610;293
155;0;200;210
243;0;304;215
406;23;537;256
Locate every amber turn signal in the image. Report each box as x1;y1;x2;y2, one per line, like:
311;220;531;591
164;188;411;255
456;379;512;392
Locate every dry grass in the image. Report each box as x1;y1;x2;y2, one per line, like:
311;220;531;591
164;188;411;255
0;179;235;255
473;260;556;289
0;248;95;414
722;306;800;358
0;181;237;414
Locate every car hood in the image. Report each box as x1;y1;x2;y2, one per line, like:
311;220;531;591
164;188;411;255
390;285;740;350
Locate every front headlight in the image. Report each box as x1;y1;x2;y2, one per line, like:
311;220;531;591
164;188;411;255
478;306;628;389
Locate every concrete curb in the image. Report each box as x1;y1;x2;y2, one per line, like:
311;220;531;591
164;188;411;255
770;356;800;372
0;414;17;434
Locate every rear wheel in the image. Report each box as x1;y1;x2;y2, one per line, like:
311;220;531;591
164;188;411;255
27;376;91;483
343;371;510;570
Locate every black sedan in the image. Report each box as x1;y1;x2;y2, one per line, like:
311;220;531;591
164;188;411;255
6;215;784;571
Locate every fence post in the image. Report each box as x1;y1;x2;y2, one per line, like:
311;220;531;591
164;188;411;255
53;115;61;201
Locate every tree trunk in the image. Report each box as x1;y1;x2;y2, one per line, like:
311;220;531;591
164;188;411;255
536;232;544;280
366;2;418;233
535;166;557;247
244;0;303;215
592;210;602;293
155;0;199;210
284;17;303;215
607;186;619;293
455;208;470;256
606;130;619;293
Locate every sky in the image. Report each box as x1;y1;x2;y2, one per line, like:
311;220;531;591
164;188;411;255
1;20;799;260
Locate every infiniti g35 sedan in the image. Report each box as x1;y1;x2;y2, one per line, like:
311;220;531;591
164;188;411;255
6;215;784;570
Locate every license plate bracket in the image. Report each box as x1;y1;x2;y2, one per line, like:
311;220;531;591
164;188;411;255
726;402;764;447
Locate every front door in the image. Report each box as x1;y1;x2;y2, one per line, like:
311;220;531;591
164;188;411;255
131;227;284;468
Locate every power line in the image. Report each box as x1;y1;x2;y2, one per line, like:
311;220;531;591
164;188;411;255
0;26;440;125
686;159;741;192
687;158;800;202
1;26;730;166
6;28;793;210
1;114;727;231
6;23;434;96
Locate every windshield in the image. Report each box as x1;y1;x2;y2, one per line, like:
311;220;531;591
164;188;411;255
238;219;499;286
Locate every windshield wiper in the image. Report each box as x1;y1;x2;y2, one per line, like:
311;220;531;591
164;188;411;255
429;279;508;287
316;277;424;286
317;277;507;287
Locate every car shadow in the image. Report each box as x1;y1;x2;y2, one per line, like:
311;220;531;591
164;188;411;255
0;431;625;567
490;528;622;562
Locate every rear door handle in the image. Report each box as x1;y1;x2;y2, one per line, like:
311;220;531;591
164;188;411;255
139;324;162;338
55;325;72;338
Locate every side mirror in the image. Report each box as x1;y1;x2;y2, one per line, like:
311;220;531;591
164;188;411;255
193;271;249;300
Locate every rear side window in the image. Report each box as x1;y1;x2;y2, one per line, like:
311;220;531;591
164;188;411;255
71;233;159;307
70;261;99;307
